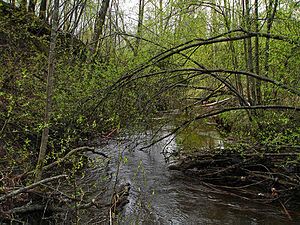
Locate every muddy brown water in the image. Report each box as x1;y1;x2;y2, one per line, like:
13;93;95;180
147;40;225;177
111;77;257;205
95;127;300;225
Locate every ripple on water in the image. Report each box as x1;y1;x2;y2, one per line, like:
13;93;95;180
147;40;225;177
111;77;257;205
91;130;300;225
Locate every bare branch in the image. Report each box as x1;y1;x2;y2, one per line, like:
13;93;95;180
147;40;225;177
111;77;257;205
42;146;108;172
139;105;300;151
0;175;68;202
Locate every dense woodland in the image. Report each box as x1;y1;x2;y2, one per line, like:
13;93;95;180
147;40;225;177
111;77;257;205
0;0;300;223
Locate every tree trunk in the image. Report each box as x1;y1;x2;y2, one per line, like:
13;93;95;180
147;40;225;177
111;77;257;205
63;0;71;32
159;0;163;33
46;0;52;22
254;0;261;104
11;0;15;8
135;0;145;56
28;0;35;13
264;0;278;102
39;0;47;20
20;0;27;11
245;0;255;105
265;0;278;77
71;0;87;35
223;0;243;102
34;0;59;182
90;0;110;56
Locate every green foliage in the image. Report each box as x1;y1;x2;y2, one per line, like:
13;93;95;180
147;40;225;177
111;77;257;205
1;0;299;179
254;111;300;150
219;110;300;154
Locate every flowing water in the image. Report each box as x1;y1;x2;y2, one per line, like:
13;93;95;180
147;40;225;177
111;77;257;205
95;126;300;225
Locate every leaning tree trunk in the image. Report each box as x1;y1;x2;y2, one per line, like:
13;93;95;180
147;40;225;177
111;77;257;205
90;0;110;56
34;0;59;182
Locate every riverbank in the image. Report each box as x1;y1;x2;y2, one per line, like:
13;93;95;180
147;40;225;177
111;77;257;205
168;126;300;221
1;126;300;224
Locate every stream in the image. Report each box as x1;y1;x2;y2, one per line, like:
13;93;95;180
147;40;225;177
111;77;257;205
92;126;299;225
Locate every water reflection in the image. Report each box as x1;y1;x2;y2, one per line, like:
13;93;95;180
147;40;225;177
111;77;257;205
176;122;224;153
98;127;299;225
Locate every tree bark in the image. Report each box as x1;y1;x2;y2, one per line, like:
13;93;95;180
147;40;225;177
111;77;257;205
159;0;163;33
223;0;243;102
20;0;27;11
11;0;15;8
254;0;261;104
91;0;110;56
245;0;255;105
28;0;35;12
39;0;47;20
135;0;145;56
265;0;278;77
63;0;71;31
34;0;59;182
